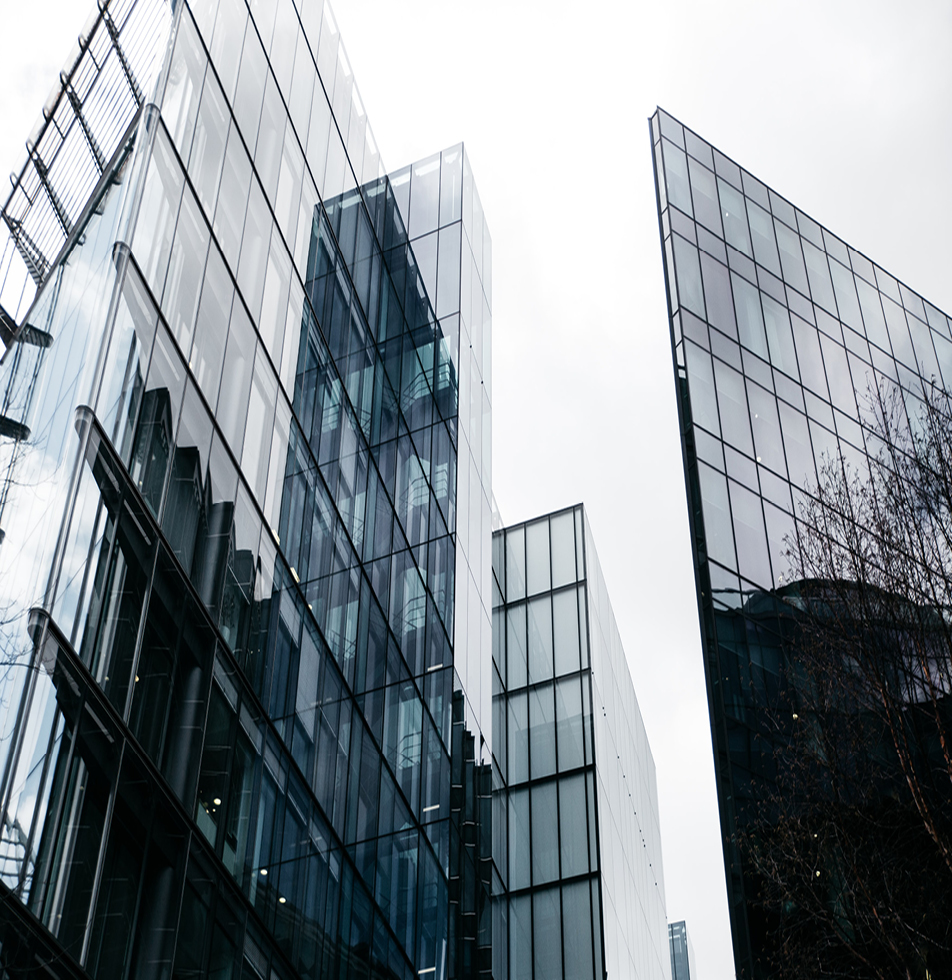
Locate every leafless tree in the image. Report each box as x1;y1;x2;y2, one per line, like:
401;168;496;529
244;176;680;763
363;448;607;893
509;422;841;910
741;380;952;980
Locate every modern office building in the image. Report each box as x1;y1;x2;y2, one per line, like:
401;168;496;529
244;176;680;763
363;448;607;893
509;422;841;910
491;505;671;980
668;920;696;980
651;107;952;976
0;0;492;977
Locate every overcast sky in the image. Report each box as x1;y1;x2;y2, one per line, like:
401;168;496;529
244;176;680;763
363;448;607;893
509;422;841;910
3;2;952;978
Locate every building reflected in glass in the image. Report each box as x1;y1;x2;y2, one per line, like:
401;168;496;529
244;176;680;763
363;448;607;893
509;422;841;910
491;505;671;980
651;107;952;978
0;0;490;976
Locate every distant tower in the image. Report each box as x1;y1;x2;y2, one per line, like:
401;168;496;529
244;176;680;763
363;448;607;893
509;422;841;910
669;920;697;980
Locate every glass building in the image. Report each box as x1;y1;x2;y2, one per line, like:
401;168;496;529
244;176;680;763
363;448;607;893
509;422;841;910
651;107;952;977
667;921;696;980
491;505;671;980
0;0;492;977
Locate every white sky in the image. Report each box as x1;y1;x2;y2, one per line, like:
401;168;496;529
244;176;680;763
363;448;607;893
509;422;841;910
2;2;951;978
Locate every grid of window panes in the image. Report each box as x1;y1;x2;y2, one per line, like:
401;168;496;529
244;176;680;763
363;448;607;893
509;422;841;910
651;106;952;978
389;145;493;757
491;506;670;980
0;0;487;975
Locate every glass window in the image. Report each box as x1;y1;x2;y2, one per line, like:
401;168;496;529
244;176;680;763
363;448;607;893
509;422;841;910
509;692;529;785
696;462;736;570
791;315;829;399
819;335;856;416
561;881;594;980
549;511;576;589
306;81;332;188
237;178;273;322
532;887;562;978
510;894;533;980
855;277;890;351
746;199;781;277
661;139;692;216
164;380;213;568
259;239;292;367
214;124;253;272
774;221;810;297
688;156;721;235
188;70;230;221
732;273;767;359
552;589;580;676
163;187;210;354
217;300;257;456
256;74;287;201
531;784;558;884
409;154;441;238
436;222;461;320
133;325;186;516
527;596;553;685
509;789;530;889
133;128;183;298
713;359;753;457
684;341;720;436
162;13;205;158
440;146;463;226
232;23;268;147
700;253;736;340
729;479;771;587
529;684;556;780
829;259;863;333
555;676;584;771
778;402;815;489
190;241;233;407
506;526;526;601
209;0;247;101
269;0;298;96
507;604;527;689
747;382;785;475
718;178;751;257
559;774;588;877
242;350;278;503
275;132;305;248
98;265;158;457
762;295;798;379
802;240;837;314
525;520;550;595
288;29;314;142
673;236;704;319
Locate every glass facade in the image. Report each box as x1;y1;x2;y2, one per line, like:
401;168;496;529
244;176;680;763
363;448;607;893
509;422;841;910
491;505;671;980
651;107;952;978
0;1;490;978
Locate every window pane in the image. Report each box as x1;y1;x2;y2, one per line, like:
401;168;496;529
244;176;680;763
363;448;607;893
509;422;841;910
216;301;256;456
559;774;588;878
190;244;231;408
214;124;253;271
188;70;230;220
531;784;558;885
527;596;553;685
552;589;580;676
163;188;210;354
509;789;530;890
549;512;576;589
532;887;562;978
525;519;550;595
555;677;584;772
529;684;556;780
507;604;527;690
